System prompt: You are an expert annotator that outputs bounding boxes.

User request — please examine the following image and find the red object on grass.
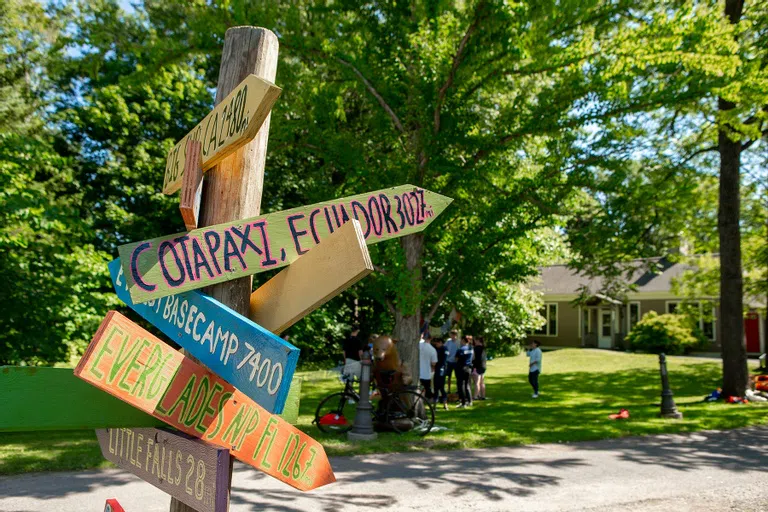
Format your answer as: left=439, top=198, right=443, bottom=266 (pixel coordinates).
left=104, top=499, right=126, bottom=512
left=319, top=413, right=348, bottom=426
left=608, top=408, right=630, bottom=420
left=754, top=375, right=768, bottom=392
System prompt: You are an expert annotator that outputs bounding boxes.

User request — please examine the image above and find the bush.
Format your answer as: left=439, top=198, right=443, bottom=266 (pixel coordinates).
left=626, top=311, right=708, bottom=355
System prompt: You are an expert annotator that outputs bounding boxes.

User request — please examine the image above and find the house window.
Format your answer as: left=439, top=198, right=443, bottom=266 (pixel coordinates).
left=534, top=303, right=558, bottom=337
left=627, top=302, right=641, bottom=332
left=666, top=301, right=716, bottom=341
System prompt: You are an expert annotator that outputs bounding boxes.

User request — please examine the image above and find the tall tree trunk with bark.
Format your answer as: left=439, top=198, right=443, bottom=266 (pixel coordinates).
left=718, top=0, right=748, bottom=398
left=393, top=233, right=424, bottom=384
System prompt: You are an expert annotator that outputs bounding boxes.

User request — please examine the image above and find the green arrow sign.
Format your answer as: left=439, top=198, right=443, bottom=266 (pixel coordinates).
left=118, top=185, right=452, bottom=304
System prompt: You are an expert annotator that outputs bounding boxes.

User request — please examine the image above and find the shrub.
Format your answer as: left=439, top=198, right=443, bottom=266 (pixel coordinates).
left=626, top=311, right=708, bottom=355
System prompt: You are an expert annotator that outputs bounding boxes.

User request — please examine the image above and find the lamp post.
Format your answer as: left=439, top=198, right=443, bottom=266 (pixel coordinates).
left=348, top=350, right=377, bottom=441
left=659, top=353, right=683, bottom=419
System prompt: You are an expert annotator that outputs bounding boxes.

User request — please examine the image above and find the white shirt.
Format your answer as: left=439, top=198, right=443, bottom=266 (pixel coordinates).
left=419, top=341, right=438, bottom=380
left=528, top=347, right=542, bottom=373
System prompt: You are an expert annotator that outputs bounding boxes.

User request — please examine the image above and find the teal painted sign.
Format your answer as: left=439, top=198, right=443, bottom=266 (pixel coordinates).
left=108, top=259, right=298, bottom=414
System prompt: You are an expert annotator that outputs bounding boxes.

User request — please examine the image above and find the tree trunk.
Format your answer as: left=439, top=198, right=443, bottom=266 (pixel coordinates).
left=393, top=233, right=424, bottom=384
left=718, top=0, right=748, bottom=398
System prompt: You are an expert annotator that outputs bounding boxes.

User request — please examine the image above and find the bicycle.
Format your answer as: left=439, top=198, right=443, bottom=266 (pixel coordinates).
left=313, top=373, right=435, bottom=436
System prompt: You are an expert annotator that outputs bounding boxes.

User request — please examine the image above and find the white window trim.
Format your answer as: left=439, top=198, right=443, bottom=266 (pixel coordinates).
left=665, top=300, right=717, bottom=341
left=535, top=303, right=559, bottom=337
left=626, top=301, right=641, bottom=333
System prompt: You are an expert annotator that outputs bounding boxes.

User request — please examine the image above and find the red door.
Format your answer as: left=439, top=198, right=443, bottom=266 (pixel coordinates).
left=744, top=313, right=760, bottom=353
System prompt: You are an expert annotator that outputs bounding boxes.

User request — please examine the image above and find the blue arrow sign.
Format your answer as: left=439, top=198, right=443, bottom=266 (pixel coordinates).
left=108, top=259, right=299, bottom=414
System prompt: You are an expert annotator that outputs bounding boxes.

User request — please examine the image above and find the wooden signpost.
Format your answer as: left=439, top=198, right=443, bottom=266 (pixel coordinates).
left=75, top=311, right=335, bottom=491
left=162, top=75, right=281, bottom=195
left=96, top=427, right=230, bottom=512
left=108, top=259, right=299, bottom=414
left=0, top=367, right=302, bottom=431
left=249, top=219, right=373, bottom=334
left=119, top=184, right=452, bottom=304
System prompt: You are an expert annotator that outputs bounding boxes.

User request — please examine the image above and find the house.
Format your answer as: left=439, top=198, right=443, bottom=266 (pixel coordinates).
left=528, top=257, right=765, bottom=355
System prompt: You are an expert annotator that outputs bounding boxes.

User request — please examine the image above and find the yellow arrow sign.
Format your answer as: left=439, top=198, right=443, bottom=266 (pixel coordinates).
left=162, top=74, right=281, bottom=195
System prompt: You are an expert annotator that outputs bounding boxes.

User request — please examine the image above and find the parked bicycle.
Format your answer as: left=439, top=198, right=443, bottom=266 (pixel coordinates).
left=313, top=374, right=435, bottom=436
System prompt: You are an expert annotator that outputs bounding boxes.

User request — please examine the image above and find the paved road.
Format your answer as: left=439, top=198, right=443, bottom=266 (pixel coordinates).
left=1, top=426, right=767, bottom=512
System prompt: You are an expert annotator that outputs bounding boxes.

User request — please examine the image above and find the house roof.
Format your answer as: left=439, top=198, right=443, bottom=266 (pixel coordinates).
left=534, top=257, right=697, bottom=297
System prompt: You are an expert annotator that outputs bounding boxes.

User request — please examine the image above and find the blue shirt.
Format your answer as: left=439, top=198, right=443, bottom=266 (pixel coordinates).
left=445, top=338, right=459, bottom=363
left=456, top=344, right=473, bottom=368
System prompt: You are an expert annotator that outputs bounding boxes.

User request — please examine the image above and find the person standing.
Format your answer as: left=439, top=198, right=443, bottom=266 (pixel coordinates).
left=455, top=335, right=474, bottom=408
left=473, top=336, right=487, bottom=400
left=444, top=330, right=460, bottom=394
left=527, top=340, right=542, bottom=398
left=432, top=337, right=449, bottom=409
left=341, top=326, right=364, bottom=380
left=419, top=333, right=437, bottom=400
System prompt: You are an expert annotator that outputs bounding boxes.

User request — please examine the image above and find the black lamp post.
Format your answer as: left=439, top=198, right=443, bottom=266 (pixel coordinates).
left=348, top=350, right=377, bottom=441
left=659, top=353, right=683, bottom=419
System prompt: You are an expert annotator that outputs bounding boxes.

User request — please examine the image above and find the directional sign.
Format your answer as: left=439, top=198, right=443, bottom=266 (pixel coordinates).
left=0, top=366, right=303, bottom=432
left=108, top=259, right=298, bottom=415
left=162, top=74, right=282, bottom=195
left=96, top=427, right=230, bottom=512
left=249, top=219, right=373, bottom=334
left=179, top=139, right=204, bottom=231
left=75, top=311, right=335, bottom=491
left=119, top=185, right=452, bottom=303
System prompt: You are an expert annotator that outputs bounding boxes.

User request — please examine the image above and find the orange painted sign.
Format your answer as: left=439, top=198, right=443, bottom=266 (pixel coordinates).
left=75, top=311, right=335, bottom=491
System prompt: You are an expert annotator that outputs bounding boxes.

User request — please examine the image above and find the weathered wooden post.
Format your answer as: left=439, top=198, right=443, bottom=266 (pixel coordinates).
left=170, top=26, right=278, bottom=512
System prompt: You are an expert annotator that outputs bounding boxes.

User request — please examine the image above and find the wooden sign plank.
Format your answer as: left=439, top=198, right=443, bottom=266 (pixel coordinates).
left=75, top=311, right=335, bottom=491
left=162, top=74, right=281, bottom=195
left=108, top=259, right=298, bottom=415
left=105, top=499, right=126, bottom=512
left=96, top=427, right=229, bottom=512
left=0, top=366, right=302, bottom=432
left=249, top=219, right=373, bottom=334
left=179, top=139, right=204, bottom=231
left=119, top=184, right=452, bottom=304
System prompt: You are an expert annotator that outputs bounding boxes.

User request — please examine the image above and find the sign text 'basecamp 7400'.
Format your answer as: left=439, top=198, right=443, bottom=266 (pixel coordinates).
left=108, top=259, right=298, bottom=414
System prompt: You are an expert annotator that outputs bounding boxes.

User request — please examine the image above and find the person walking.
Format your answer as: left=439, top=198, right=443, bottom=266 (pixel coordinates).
left=527, top=340, right=542, bottom=398
left=432, top=337, right=449, bottom=409
left=455, top=335, right=474, bottom=408
left=419, top=333, right=437, bottom=400
left=444, top=330, right=460, bottom=394
left=473, top=336, right=487, bottom=400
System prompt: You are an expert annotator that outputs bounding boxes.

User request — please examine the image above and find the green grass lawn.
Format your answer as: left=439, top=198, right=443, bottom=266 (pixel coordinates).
left=2, top=349, right=766, bottom=475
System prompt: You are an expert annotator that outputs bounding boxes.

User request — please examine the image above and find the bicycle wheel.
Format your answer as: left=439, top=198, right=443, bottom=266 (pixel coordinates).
left=386, top=390, right=435, bottom=436
left=314, top=392, right=358, bottom=434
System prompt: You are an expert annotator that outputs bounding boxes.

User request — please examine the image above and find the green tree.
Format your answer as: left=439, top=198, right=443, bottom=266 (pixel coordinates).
left=0, top=0, right=113, bottom=364
left=55, top=0, right=749, bottom=377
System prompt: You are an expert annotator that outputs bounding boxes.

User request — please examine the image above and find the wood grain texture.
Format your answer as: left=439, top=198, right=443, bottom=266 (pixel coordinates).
left=108, top=259, right=299, bottom=414
left=96, top=427, right=230, bottom=512
left=0, top=366, right=162, bottom=431
left=179, top=140, right=203, bottom=231
left=249, top=219, right=373, bottom=334
left=0, top=366, right=302, bottom=432
left=172, top=27, right=281, bottom=512
left=162, top=74, right=281, bottom=195
left=119, top=185, right=452, bottom=304
left=75, top=311, right=335, bottom=491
